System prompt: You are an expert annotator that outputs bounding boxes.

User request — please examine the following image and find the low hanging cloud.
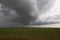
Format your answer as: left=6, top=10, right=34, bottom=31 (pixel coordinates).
left=0, top=0, right=60, bottom=27
left=0, top=0, right=40, bottom=27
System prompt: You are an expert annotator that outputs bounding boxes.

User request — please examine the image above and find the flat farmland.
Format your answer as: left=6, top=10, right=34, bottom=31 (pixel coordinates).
left=0, top=28, right=60, bottom=40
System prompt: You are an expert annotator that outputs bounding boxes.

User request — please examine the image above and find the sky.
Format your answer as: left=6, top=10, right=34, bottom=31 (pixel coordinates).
left=37, top=0, right=60, bottom=24
left=0, top=0, right=60, bottom=27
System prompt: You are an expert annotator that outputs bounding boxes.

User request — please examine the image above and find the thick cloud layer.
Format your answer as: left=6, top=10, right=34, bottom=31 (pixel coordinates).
left=0, top=0, right=60, bottom=27
left=0, top=0, right=40, bottom=27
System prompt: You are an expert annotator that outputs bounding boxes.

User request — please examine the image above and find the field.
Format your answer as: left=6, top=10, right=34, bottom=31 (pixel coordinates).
left=0, top=28, right=60, bottom=40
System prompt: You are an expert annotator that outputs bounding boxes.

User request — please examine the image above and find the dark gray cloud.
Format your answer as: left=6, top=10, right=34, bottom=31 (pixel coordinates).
left=0, top=0, right=58, bottom=27
left=0, top=0, right=39, bottom=27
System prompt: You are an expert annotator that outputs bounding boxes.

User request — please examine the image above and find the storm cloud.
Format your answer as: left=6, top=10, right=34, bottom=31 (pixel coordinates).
left=0, top=0, right=40, bottom=27
left=0, top=0, right=59, bottom=27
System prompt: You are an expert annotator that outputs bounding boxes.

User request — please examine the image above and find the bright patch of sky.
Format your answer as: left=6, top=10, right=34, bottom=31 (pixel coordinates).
left=38, top=0, right=60, bottom=23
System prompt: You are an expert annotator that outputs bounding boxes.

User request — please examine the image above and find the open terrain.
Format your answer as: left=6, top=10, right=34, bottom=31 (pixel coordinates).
left=0, top=28, right=60, bottom=40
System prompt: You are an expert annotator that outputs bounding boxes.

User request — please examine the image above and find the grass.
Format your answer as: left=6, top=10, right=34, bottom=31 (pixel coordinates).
left=0, top=28, right=60, bottom=40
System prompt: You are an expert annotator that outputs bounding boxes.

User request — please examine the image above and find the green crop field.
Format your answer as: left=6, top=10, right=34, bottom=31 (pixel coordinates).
left=0, top=28, right=60, bottom=40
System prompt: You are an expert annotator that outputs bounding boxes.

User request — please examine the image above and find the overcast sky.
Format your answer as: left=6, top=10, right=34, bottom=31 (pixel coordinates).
left=37, top=0, right=55, bottom=13
left=37, top=0, right=60, bottom=23
left=0, top=0, right=60, bottom=27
